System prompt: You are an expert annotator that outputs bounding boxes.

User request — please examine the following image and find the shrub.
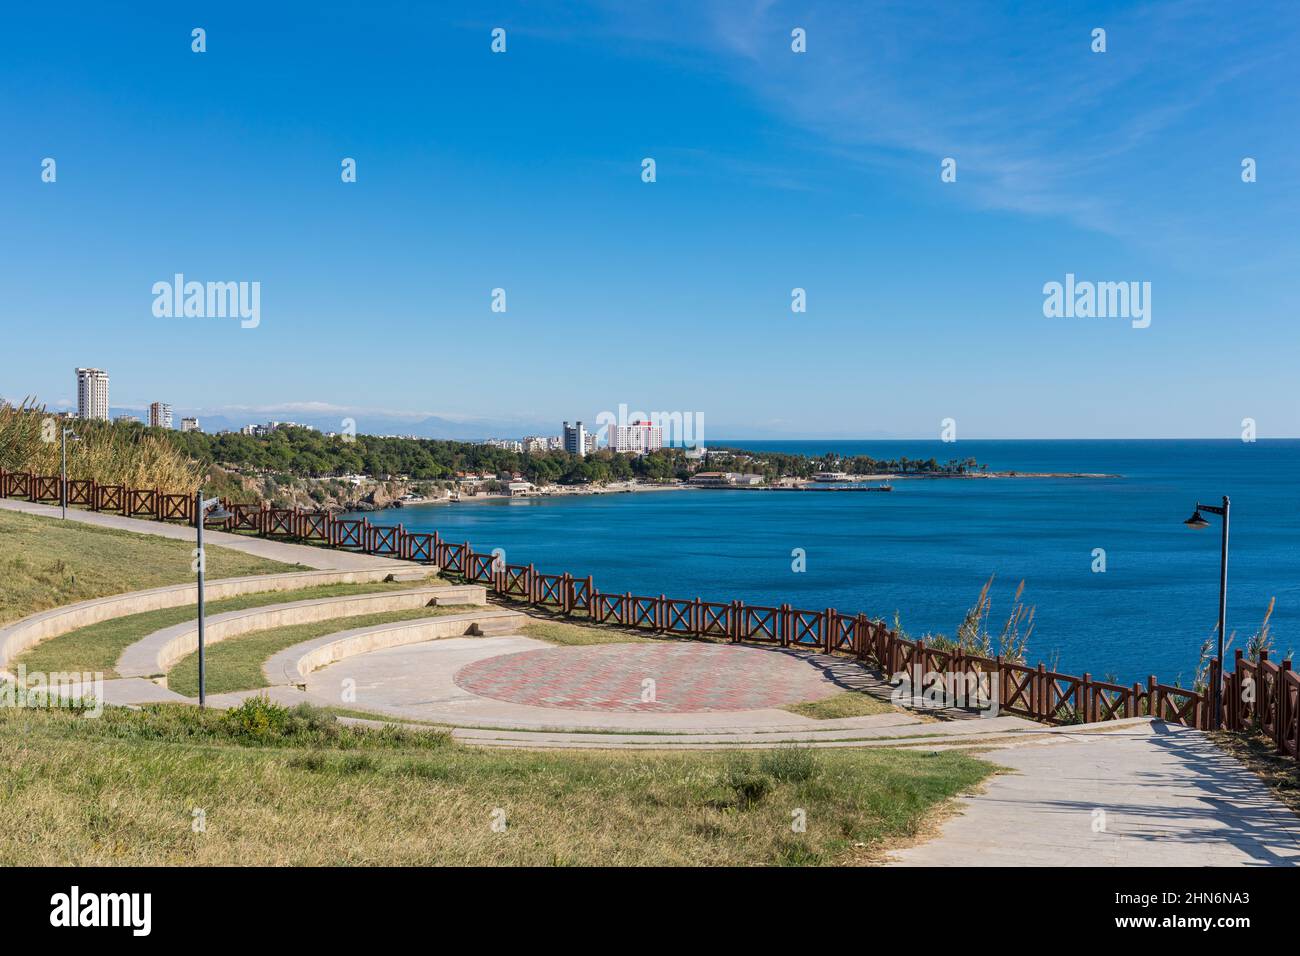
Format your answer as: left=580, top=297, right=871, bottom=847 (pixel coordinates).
left=759, top=746, right=818, bottom=783
left=723, top=756, right=773, bottom=808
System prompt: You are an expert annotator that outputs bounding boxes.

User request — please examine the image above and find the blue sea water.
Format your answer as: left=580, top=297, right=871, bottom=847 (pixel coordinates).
left=350, top=440, right=1300, bottom=684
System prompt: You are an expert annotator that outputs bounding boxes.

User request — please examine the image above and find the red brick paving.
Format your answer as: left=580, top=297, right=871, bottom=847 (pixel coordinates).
left=452, top=642, right=843, bottom=713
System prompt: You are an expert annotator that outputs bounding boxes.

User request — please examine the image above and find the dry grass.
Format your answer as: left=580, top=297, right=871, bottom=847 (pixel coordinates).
left=519, top=618, right=656, bottom=646
left=0, top=703, right=995, bottom=866
left=0, top=509, right=299, bottom=626
left=783, top=691, right=896, bottom=720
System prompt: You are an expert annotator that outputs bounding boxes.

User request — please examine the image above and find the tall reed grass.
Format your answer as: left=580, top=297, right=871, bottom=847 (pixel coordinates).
left=0, top=397, right=203, bottom=492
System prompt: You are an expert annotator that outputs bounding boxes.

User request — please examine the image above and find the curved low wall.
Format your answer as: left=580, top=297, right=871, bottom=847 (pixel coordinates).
left=262, top=609, right=528, bottom=687
left=116, top=584, right=487, bottom=679
left=0, top=567, right=433, bottom=668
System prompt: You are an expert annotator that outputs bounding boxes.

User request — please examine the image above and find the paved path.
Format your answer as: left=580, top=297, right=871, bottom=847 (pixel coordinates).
left=0, top=498, right=409, bottom=570
left=297, top=634, right=951, bottom=733
left=454, top=642, right=845, bottom=713
left=888, top=721, right=1300, bottom=867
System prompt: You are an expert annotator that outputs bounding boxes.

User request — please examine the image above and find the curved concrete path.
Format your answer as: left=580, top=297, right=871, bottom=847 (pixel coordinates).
left=0, top=498, right=412, bottom=570
left=887, top=720, right=1300, bottom=867
left=293, top=632, right=1014, bottom=735
left=0, top=567, right=434, bottom=668
left=116, top=584, right=486, bottom=678
left=263, top=609, right=527, bottom=687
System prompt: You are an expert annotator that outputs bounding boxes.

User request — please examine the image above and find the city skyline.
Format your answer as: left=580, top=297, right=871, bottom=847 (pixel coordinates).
left=3, top=2, right=1298, bottom=438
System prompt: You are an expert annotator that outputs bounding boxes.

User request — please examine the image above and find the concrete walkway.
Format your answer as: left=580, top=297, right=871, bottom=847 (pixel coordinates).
left=0, top=498, right=409, bottom=570
left=888, top=720, right=1300, bottom=867
left=115, top=585, right=481, bottom=678
left=295, top=634, right=963, bottom=733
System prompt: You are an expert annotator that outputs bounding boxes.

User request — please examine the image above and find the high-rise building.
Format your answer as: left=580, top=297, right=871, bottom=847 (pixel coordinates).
left=148, top=402, right=173, bottom=429
left=562, top=421, right=587, bottom=457
left=609, top=420, right=663, bottom=456
left=75, top=367, right=110, bottom=421
left=180, top=417, right=200, bottom=433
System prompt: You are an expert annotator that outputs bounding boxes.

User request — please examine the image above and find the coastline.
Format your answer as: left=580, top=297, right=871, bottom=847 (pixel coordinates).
left=384, top=471, right=1120, bottom=511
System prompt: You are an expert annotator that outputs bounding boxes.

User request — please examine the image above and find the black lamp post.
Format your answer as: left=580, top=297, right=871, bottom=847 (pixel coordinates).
left=1184, top=495, right=1230, bottom=728
left=195, top=490, right=233, bottom=708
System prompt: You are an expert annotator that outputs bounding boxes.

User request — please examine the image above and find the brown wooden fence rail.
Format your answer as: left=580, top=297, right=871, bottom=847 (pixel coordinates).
left=2, top=466, right=1296, bottom=760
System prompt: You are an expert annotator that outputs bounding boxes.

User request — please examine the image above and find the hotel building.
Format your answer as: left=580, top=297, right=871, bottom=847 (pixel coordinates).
left=608, top=420, right=663, bottom=456
left=75, top=367, right=110, bottom=421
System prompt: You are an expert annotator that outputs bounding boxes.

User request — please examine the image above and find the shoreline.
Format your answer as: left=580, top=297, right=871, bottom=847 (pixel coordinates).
left=376, top=471, right=1120, bottom=512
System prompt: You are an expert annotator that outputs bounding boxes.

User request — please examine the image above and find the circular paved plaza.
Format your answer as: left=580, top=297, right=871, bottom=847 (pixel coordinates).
left=452, top=642, right=841, bottom=713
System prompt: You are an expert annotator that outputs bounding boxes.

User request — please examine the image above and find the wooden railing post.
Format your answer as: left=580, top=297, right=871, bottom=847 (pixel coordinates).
left=1147, top=675, right=1158, bottom=720
left=1277, top=659, right=1292, bottom=755
left=915, top=638, right=927, bottom=710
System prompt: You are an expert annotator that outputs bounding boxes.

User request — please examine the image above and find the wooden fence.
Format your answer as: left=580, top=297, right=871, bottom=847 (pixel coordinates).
left=2, top=466, right=1296, bottom=759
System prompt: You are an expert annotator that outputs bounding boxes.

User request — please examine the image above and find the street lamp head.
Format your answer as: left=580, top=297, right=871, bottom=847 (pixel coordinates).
left=1184, top=510, right=1210, bottom=529
left=63, top=428, right=79, bottom=441
left=205, top=503, right=233, bottom=521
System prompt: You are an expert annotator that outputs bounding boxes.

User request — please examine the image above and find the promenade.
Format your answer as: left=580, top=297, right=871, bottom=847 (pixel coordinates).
left=4, top=495, right=1298, bottom=867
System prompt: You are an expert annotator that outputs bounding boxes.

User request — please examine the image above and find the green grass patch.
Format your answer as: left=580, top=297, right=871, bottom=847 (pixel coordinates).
left=0, top=703, right=994, bottom=865
left=520, top=618, right=656, bottom=646
left=0, top=509, right=301, bottom=625
left=166, top=605, right=480, bottom=698
left=17, top=579, right=435, bottom=678
left=783, top=691, right=896, bottom=720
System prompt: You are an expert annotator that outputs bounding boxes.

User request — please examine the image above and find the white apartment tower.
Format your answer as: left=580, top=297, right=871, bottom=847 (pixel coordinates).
left=149, top=402, right=173, bottom=429
left=562, top=421, right=587, bottom=457
left=75, top=368, right=110, bottom=421
left=609, top=420, right=663, bottom=456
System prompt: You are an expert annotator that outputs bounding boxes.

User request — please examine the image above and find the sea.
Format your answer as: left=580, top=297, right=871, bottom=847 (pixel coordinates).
left=346, top=440, right=1300, bottom=684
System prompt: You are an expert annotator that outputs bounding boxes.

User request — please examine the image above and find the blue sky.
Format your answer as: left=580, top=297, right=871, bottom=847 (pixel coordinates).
left=2, top=1, right=1297, bottom=438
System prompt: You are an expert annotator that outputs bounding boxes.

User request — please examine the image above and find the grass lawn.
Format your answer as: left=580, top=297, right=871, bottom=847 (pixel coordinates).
left=0, top=700, right=995, bottom=865
left=519, top=617, right=656, bottom=646
left=783, top=691, right=897, bottom=720
left=166, top=605, right=481, bottom=697
left=0, top=509, right=302, bottom=625
left=17, top=580, right=435, bottom=678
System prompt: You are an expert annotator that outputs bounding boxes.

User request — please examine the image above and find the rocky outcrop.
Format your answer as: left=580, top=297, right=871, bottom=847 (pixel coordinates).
left=220, top=470, right=446, bottom=513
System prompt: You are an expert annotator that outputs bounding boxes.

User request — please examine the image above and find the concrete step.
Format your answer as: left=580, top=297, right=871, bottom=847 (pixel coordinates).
left=430, top=585, right=487, bottom=606
left=117, top=585, right=486, bottom=678
left=469, top=616, right=526, bottom=636
left=263, top=609, right=530, bottom=687
left=385, top=568, right=437, bottom=583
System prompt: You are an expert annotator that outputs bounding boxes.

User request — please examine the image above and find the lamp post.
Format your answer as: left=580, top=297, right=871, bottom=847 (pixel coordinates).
left=1184, top=495, right=1230, bottom=728
left=60, top=427, right=78, bottom=519
left=195, top=490, right=233, bottom=708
